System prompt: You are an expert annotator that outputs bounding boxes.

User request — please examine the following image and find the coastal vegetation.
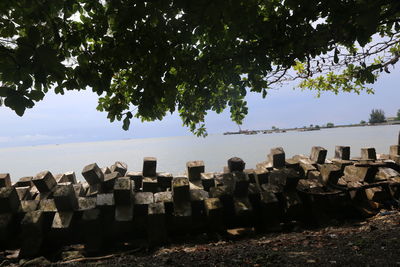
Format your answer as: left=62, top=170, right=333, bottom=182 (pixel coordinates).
left=0, top=1, right=399, bottom=136
left=369, top=109, right=386, bottom=123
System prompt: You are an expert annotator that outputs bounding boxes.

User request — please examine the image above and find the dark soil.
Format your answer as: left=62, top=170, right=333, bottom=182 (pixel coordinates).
left=2, top=210, right=400, bottom=266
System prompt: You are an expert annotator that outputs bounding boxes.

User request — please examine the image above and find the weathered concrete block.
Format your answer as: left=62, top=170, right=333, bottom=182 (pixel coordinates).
left=143, top=157, right=157, bottom=177
left=142, top=177, right=158, bottom=193
left=126, top=171, right=143, bottom=191
left=335, top=146, right=350, bottom=160
left=307, top=170, right=321, bottom=180
left=110, top=161, right=128, bottom=177
left=147, top=202, right=167, bottom=246
left=86, top=183, right=101, bottom=196
left=15, top=186, right=32, bottom=200
left=82, top=163, right=104, bottom=185
left=61, top=171, right=77, bottom=184
left=101, top=167, right=111, bottom=175
left=33, top=171, right=57, bottom=193
left=319, top=164, right=342, bottom=185
left=172, top=176, right=190, bottom=204
left=52, top=211, right=74, bottom=229
left=115, top=205, right=133, bottom=222
left=16, top=176, right=34, bottom=187
left=310, top=146, right=327, bottom=164
left=331, top=159, right=354, bottom=171
left=39, top=199, right=57, bottom=212
left=390, top=145, right=400, bottom=158
left=283, top=191, right=303, bottom=220
left=200, top=172, right=216, bottom=192
left=285, top=159, right=300, bottom=170
left=73, top=183, right=86, bottom=197
left=255, top=169, right=269, bottom=187
left=0, top=213, right=14, bottom=248
left=204, top=198, right=223, bottom=232
left=0, top=173, right=11, bottom=188
left=190, top=189, right=208, bottom=216
left=376, top=167, right=400, bottom=181
left=19, top=210, right=45, bottom=258
left=81, top=208, right=103, bottom=253
left=186, top=161, right=205, bottom=182
left=228, top=157, right=246, bottom=172
left=53, top=183, right=78, bottom=211
left=114, top=177, right=132, bottom=205
left=133, top=192, right=154, bottom=215
left=0, top=187, right=20, bottom=213
left=78, top=197, right=97, bottom=211
left=269, top=169, right=299, bottom=191
left=365, top=186, right=392, bottom=202
left=269, top=147, right=285, bottom=168
left=19, top=200, right=39, bottom=213
left=361, top=147, right=377, bottom=160
left=96, top=193, right=115, bottom=207
left=154, top=191, right=174, bottom=215
left=259, top=191, right=281, bottom=231
left=103, top=171, right=121, bottom=192
left=344, top=165, right=377, bottom=183
left=232, top=171, right=250, bottom=197
left=244, top=169, right=257, bottom=183
left=299, top=159, right=317, bottom=177
left=157, top=172, right=173, bottom=190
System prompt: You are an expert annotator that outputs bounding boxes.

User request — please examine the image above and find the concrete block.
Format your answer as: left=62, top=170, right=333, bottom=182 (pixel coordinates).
left=285, top=159, right=300, bottom=170
left=390, top=145, right=400, bottom=159
left=62, top=171, right=77, bottom=184
left=204, top=198, right=224, bottom=232
left=15, top=186, right=32, bottom=200
left=19, top=210, right=45, bottom=258
left=0, top=173, right=11, bottom=188
left=190, top=189, right=208, bottom=216
left=86, top=183, right=101, bottom=196
left=19, top=200, right=39, bottom=213
left=142, top=177, right=158, bottom=193
left=0, top=187, right=20, bottom=213
left=269, top=147, right=285, bottom=168
left=299, top=159, right=317, bottom=177
left=172, top=176, right=190, bottom=204
left=16, top=176, right=34, bottom=187
left=53, top=183, right=78, bottom=211
left=73, top=183, right=86, bottom=197
left=244, top=169, right=256, bottom=183
left=115, top=205, right=133, bottom=221
left=39, top=199, right=57, bottom=212
left=110, top=161, right=128, bottom=177
left=376, top=167, right=399, bottom=181
left=361, top=147, right=377, bottom=160
left=33, top=171, right=57, bottom=193
left=331, top=159, right=354, bottom=171
left=78, top=197, right=97, bottom=211
left=283, top=191, right=303, bottom=220
left=255, top=169, right=269, bottom=187
left=52, top=211, right=74, bottom=229
left=143, top=157, right=157, bottom=177
left=201, top=172, right=216, bottom=191
left=81, top=208, right=103, bottom=253
left=126, top=171, right=143, bottom=191
left=319, top=164, right=342, bottom=185
left=147, top=202, right=167, bottom=246
left=154, top=191, right=174, bottom=215
left=365, top=186, right=392, bottom=202
left=228, top=157, right=246, bottom=172
left=310, top=146, right=327, bottom=164
left=335, top=146, right=350, bottom=160
left=103, top=171, right=121, bottom=192
left=0, top=213, right=14, bottom=248
left=114, top=177, right=132, bottom=205
left=344, top=165, right=377, bottom=183
left=234, top=197, right=254, bottom=227
left=269, top=169, right=299, bottom=191
left=232, top=171, right=249, bottom=197
left=101, top=167, right=111, bottom=175
left=96, top=193, right=115, bottom=206
left=186, top=161, right=205, bottom=182
left=82, top=163, right=104, bottom=185
left=157, top=172, right=173, bottom=190
left=133, top=192, right=154, bottom=215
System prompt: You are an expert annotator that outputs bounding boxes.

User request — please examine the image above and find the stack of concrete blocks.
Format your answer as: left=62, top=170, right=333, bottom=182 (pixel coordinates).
left=1, top=137, right=400, bottom=259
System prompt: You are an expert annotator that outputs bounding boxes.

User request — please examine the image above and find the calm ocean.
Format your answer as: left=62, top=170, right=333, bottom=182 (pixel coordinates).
left=1, top=125, right=399, bottom=182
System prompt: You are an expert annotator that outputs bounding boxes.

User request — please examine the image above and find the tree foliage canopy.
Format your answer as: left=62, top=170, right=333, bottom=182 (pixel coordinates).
left=0, top=1, right=399, bottom=135
left=369, top=108, right=386, bottom=123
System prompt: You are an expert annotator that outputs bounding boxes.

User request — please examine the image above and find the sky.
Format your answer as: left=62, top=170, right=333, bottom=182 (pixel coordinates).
left=0, top=67, right=399, bottom=148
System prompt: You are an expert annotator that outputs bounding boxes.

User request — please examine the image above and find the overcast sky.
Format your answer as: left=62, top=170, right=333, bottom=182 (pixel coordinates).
left=0, top=67, right=399, bottom=148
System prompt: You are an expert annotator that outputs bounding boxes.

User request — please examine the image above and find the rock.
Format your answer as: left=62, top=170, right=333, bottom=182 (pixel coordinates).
left=110, top=161, right=128, bottom=177
left=143, top=157, right=157, bottom=177
left=335, top=146, right=350, bottom=160
left=186, top=161, right=205, bottom=182
left=0, top=174, right=11, bottom=188
left=81, top=163, right=104, bottom=185
left=32, top=171, right=57, bottom=193
left=361, top=147, right=377, bottom=160
left=310, top=146, right=327, bottom=164
left=228, top=157, right=246, bottom=172
left=268, top=147, right=286, bottom=168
